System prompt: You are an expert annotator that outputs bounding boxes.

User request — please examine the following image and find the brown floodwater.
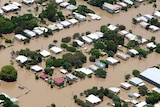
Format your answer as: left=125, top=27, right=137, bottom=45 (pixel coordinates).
left=1, top=0, right=160, bottom=107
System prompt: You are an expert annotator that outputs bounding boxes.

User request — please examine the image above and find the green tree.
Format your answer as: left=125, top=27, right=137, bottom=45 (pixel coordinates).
left=127, top=40, right=138, bottom=48
left=138, top=85, right=148, bottom=96
left=68, top=0, right=76, bottom=5
left=94, top=41, right=105, bottom=50
left=0, top=65, right=18, bottom=82
left=132, top=69, right=140, bottom=77
left=100, top=25, right=108, bottom=33
left=44, top=67, right=53, bottom=76
left=137, top=48, right=148, bottom=58
left=94, top=69, right=107, bottom=78
left=90, top=48, right=102, bottom=58
left=156, top=44, right=160, bottom=53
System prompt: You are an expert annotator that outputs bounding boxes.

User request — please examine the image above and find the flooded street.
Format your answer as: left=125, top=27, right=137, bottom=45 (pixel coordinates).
left=0, top=0, right=160, bottom=107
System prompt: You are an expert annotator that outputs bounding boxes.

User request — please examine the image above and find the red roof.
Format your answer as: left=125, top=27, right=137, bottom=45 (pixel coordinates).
left=40, top=73, right=48, bottom=79
left=54, top=77, right=64, bottom=84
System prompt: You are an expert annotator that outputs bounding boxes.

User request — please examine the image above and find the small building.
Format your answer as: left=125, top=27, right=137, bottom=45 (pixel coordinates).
left=50, top=46, right=63, bottom=54
left=123, top=0, right=133, bottom=5
left=14, top=34, right=27, bottom=41
left=66, top=4, right=77, bottom=11
left=87, top=13, right=101, bottom=20
left=136, top=0, right=145, bottom=2
left=154, top=11, right=160, bottom=18
left=140, top=67, right=160, bottom=88
left=120, top=82, right=132, bottom=90
left=56, top=23, right=64, bottom=30
left=53, top=77, right=64, bottom=86
left=135, top=101, right=147, bottom=107
left=95, top=61, right=106, bottom=69
left=59, top=2, right=70, bottom=8
left=108, top=24, right=118, bottom=31
left=59, top=69, right=68, bottom=74
left=106, top=57, right=119, bottom=65
left=102, top=2, right=121, bottom=14
left=85, top=94, right=101, bottom=104
left=31, top=65, right=43, bottom=72
left=10, top=98, right=19, bottom=105
left=139, top=21, right=150, bottom=28
left=129, top=77, right=143, bottom=86
left=116, top=52, right=130, bottom=60
left=22, top=0, right=34, bottom=4
left=146, top=42, right=156, bottom=49
left=87, top=33, right=100, bottom=40
left=75, top=68, right=93, bottom=75
left=73, top=12, right=86, bottom=21
left=60, top=20, right=71, bottom=27
left=33, top=28, right=43, bottom=35
left=116, top=2, right=127, bottom=7
left=149, top=25, right=159, bottom=32
left=127, top=49, right=139, bottom=57
left=108, top=87, right=120, bottom=94
left=133, top=93, right=140, bottom=98
left=40, top=73, right=48, bottom=80
left=66, top=73, right=78, bottom=81
left=152, top=87, right=160, bottom=94
left=118, top=30, right=129, bottom=35
left=48, top=24, right=58, bottom=31
left=82, top=36, right=93, bottom=44
left=2, top=4, right=19, bottom=12
left=68, top=19, right=78, bottom=25
left=55, top=0, right=63, bottom=4
left=125, top=33, right=137, bottom=40
left=23, top=29, right=36, bottom=38
left=88, top=65, right=99, bottom=71
left=16, top=55, right=28, bottom=64
left=131, top=99, right=139, bottom=105
left=40, top=50, right=51, bottom=57
left=143, top=14, right=154, bottom=21
left=74, top=40, right=84, bottom=47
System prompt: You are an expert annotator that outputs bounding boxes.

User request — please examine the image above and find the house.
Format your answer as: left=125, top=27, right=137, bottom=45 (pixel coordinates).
left=102, top=2, right=121, bottom=14
left=108, top=24, right=118, bottom=31
left=120, top=82, right=132, bottom=90
left=93, top=31, right=104, bottom=38
left=60, top=20, right=71, bottom=27
left=87, top=13, right=101, bottom=20
left=50, top=46, right=63, bottom=54
left=2, top=4, right=19, bottom=12
left=154, top=11, right=160, bottom=18
left=23, top=29, right=36, bottom=37
left=125, top=33, right=137, bottom=40
left=87, top=33, right=100, bottom=40
left=116, top=52, right=130, bottom=60
left=88, top=65, right=99, bottom=71
left=140, top=67, right=160, bottom=88
left=82, top=36, right=93, bottom=44
left=22, top=0, right=34, bottom=4
left=68, top=19, right=78, bottom=25
left=123, top=0, right=133, bottom=5
left=40, top=50, right=51, bottom=57
left=106, top=57, right=119, bottom=65
left=40, top=73, right=48, bottom=80
left=14, top=34, right=27, bottom=41
left=31, top=65, right=43, bottom=72
left=135, top=101, right=147, bottom=107
left=85, top=94, right=101, bottom=104
left=146, top=42, right=156, bottom=49
left=53, top=77, right=64, bottom=86
left=149, top=25, right=159, bottom=32
left=127, top=49, right=139, bottom=57
left=73, top=12, right=86, bottom=21
left=95, top=61, right=106, bottom=69
left=75, top=68, right=93, bottom=75
left=129, top=77, right=143, bottom=86
left=66, top=73, right=78, bottom=81
left=59, top=69, right=68, bottom=74
left=16, top=55, right=28, bottom=64
left=74, top=40, right=84, bottom=47
left=108, top=87, right=120, bottom=94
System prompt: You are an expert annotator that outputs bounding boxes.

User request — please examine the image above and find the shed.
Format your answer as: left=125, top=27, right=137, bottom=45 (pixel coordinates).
left=53, top=77, right=64, bottom=86
left=135, top=101, right=147, bottom=107
left=73, top=12, right=86, bottom=21
left=16, top=55, right=28, bottom=63
left=146, top=42, right=156, bottom=49
left=14, top=34, right=27, bottom=41
left=86, top=94, right=101, bottom=104
left=31, top=65, right=43, bottom=72
left=74, top=40, right=84, bottom=47
left=108, top=87, right=120, bottom=94
left=75, top=68, right=93, bottom=75
left=106, top=57, right=119, bottom=65
left=24, top=29, right=36, bottom=37
left=66, top=73, right=78, bottom=81
left=129, top=77, right=143, bottom=86
left=68, top=19, right=78, bottom=25
left=95, top=61, right=106, bottom=68
left=88, top=64, right=99, bottom=71
left=59, top=69, right=68, bottom=74
left=48, top=24, right=58, bottom=31
left=120, top=82, right=131, bottom=90
left=108, top=24, right=118, bottom=31
left=50, top=46, right=63, bottom=54
left=82, top=36, right=93, bottom=44
left=40, top=50, right=51, bottom=57
left=116, top=52, right=130, bottom=60
left=131, top=99, right=139, bottom=105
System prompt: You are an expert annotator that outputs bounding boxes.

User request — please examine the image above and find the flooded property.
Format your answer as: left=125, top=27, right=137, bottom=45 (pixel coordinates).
left=0, top=0, right=160, bottom=107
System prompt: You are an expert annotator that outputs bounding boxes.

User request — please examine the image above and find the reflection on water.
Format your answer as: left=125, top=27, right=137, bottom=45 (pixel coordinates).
left=0, top=0, right=160, bottom=107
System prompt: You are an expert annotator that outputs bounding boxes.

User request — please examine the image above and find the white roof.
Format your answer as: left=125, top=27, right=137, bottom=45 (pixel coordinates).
left=66, top=73, right=78, bottom=80
left=2, top=4, right=19, bottom=12
left=60, top=21, right=71, bottom=27
left=133, top=93, right=140, bottom=98
left=106, top=57, right=119, bottom=64
left=68, top=19, right=78, bottom=24
left=123, top=0, right=133, bottom=5
left=135, top=101, right=147, bottom=107
left=108, top=24, right=118, bottom=31
left=55, top=0, right=63, bottom=4
left=0, top=9, right=4, bottom=15
left=73, top=12, right=86, bottom=21
left=86, top=94, right=101, bottom=104
left=31, top=65, right=43, bottom=72
left=149, top=25, right=159, bottom=32
left=11, top=98, right=19, bottom=104
left=22, top=0, right=34, bottom=4
left=93, top=31, right=104, bottom=38
left=125, top=33, right=137, bottom=40
left=66, top=4, right=77, bottom=10
left=40, top=50, right=51, bottom=57
left=50, top=46, right=63, bottom=54
left=76, top=68, right=93, bottom=75
left=16, top=55, right=28, bottom=63
left=56, top=23, right=64, bottom=30
left=24, top=29, right=36, bottom=37
left=59, top=69, right=68, bottom=74
left=74, top=40, right=84, bottom=46
left=155, top=103, right=160, bottom=107
left=139, top=21, right=149, bottom=28
left=116, top=2, right=127, bottom=7
left=88, top=64, right=99, bottom=71
left=108, top=87, right=120, bottom=94
left=35, top=27, right=48, bottom=32
left=146, top=42, right=156, bottom=48
left=129, top=77, right=143, bottom=86
left=144, top=14, right=154, bottom=20
left=82, top=36, right=93, bottom=44
left=128, top=49, right=139, bottom=55
left=87, top=33, right=100, bottom=40
left=121, top=82, right=131, bottom=88
left=118, top=30, right=129, bottom=35
left=154, top=11, right=160, bottom=18
left=12, top=2, right=22, bottom=7
left=131, top=99, right=139, bottom=104
left=152, top=87, right=160, bottom=94
left=33, top=29, right=43, bottom=35
left=116, top=52, right=130, bottom=60
left=87, top=13, right=101, bottom=20
left=48, top=24, right=58, bottom=31
left=59, top=2, right=70, bottom=7
left=14, top=34, right=27, bottom=41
